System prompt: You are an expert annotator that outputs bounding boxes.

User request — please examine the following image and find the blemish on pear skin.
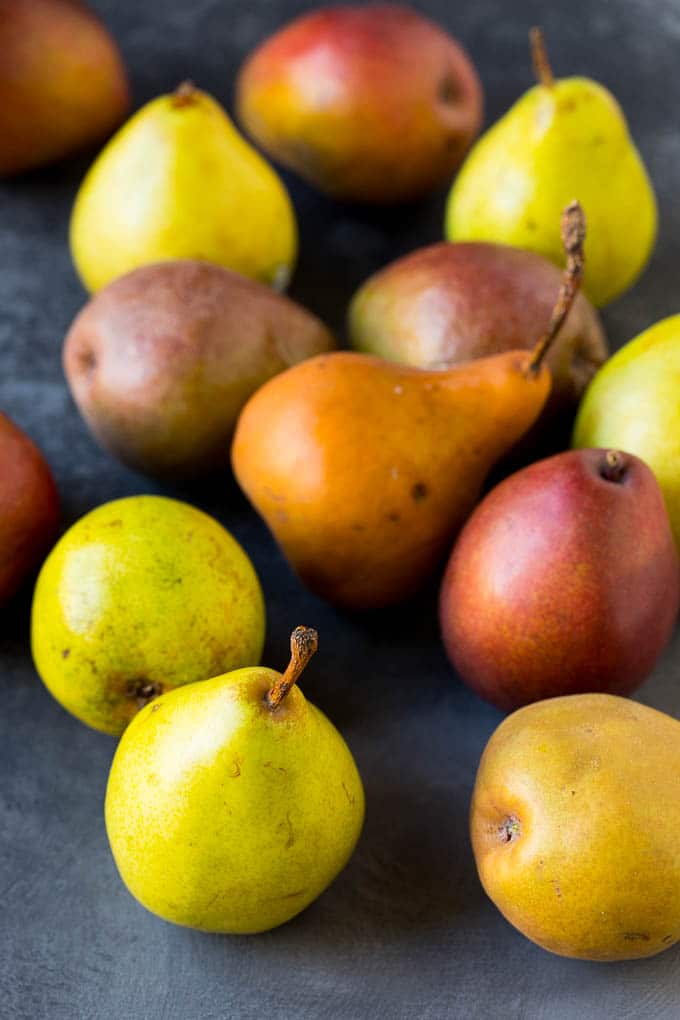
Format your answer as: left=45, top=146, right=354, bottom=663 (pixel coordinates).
left=278, top=813, right=295, bottom=848
left=61, top=648, right=71, bottom=659
left=342, top=782, right=356, bottom=806
left=411, top=482, right=428, bottom=502
left=623, top=932, right=651, bottom=942
left=229, top=758, right=242, bottom=778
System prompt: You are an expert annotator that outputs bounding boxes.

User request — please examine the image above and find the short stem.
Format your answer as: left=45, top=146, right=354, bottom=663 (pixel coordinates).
left=530, top=27, right=554, bottom=88
left=172, top=81, right=197, bottom=108
left=600, top=450, right=627, bottom=483
left=266, top=627, right=318, bottom=709
left=527, top=200, right=586, bottom=375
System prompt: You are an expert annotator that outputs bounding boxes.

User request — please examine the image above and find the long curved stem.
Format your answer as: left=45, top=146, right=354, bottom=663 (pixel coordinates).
left=527, top=201, right=587, bottom=375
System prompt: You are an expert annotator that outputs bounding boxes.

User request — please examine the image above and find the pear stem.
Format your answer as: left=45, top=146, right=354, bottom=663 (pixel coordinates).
left=266, top=627, right=318, bottom=709
left=527, top=200, right=586, bottom=375
left=530, top=27, right=555, bottom=88
left=600, top=450, right=627, bottom=483
left=172, top=81, right=197, bottom=108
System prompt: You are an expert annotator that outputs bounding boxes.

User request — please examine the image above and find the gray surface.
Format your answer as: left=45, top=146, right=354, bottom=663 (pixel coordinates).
left=2, top=1, right=680, bottom=1017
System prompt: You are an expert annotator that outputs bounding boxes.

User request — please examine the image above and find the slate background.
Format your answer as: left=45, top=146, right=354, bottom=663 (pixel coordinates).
left=2, top=1, right=680, bottom=1017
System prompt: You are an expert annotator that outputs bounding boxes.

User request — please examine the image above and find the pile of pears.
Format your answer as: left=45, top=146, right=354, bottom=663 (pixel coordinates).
left=4, top=0, right=680, bottom=964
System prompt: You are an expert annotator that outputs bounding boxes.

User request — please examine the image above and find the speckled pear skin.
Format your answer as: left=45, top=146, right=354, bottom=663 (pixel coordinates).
left=105, top=665, right=364, bottom=933
left=446, top=77, right=656, bottom=307
left=471, top=694, right=680, bottom=961
left=70, top=84, right=297, bottom=293
left=63, top=260, right=335, bottom=479
left=440, top=449, right=679, bottom=710
left=573, top=314, right=680, bottom=551
left=232, top=350, right=551, bottom=610
left=31, top=495, right=265, bottom=736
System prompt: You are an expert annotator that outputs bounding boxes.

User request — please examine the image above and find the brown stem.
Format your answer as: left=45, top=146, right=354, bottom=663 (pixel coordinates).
left=527, top=200, right=587, bottom=375
left=172, top=81, right=197, bottom=107
left=266, top=626, right=318, bottom=709
left=530, top=27, right=554, bottom=88
left=599, top=450, right=627, bottom=483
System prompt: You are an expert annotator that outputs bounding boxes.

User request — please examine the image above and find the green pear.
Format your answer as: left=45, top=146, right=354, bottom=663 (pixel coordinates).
left=31, top=495, right=265, bottom=735
left=70, top=82, right=297, bottom=293
left=573, top=313, right=680, bottom=549
left=471, top=694, right=680, bottom=960
left=445, top=29, right=656, bottom=306
left=105, top=627, right=364, bottom=934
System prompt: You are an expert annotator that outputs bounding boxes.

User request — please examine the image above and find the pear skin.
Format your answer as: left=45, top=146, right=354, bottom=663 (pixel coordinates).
left=105, top=628, right=364, bottom=933
left=0, top=0, right=130, bottom=176
left=31, top=496, right=265, bottom=735
left=349, top=241, right=607, bottom=417
left=236, top=4, right=482, bottom=203
left=573, top=314, right=680, bottom=551
left=63, top=260, right=335, bottom=478
left=232, top=349, right=551, bottom=609
left=471, top=694, right=680, bottom=960
left=445, top=32, right=656, bottom=307
left=0, top=413, right=59, bottom=605
left=70, top=83, right=297, bottom=293
left=440, top=449, right=679, bottom=710
left=233, top=203, right=585, bottom=609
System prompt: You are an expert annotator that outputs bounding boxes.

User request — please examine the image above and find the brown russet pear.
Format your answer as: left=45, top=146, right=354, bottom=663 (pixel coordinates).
left=0, top=0, right=130, bottom=177
left=471, top=694, right=680, bottom=960
left=63, top=260, right=334, bottom=478
left=440, top=449, right=679, bottom=710
left=233, top=203, right=586, bottom=609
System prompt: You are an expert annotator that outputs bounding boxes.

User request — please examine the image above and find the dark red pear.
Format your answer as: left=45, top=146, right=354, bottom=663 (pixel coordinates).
left=440, top=448, right=679, bottom=710
left=0, top=413, right=59, bottom=605
left=349, top=241, right=607, bottom=426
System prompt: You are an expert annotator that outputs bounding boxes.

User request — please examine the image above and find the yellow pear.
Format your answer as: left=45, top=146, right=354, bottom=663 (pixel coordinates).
left=70, top=82, right=297, bottom=293
left=105, top=627, right=364, bottom=933
left=31, top=495, right=265, bottom=735
left=471, top=694, right=680, bottom=960
left=445, top=30, right=656, bottom=306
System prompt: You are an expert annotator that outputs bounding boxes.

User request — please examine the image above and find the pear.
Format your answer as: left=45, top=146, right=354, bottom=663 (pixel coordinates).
left=349, top=241, right=607, bottom=422
left=31, top=495, right=265, bottom=735
left=105, top=627, right=364, bottom=934
left=471, top=694, right=680, bottom=960
left=63, top=260, right=335, bottom=478
left=440, top=449, right=679, bottom=710
left=445, top=29, right=656, bottom=307
left=70, top=82, right=297, bottom=294
left=0, top=0, right=130, bottom=176
left=232, top=203, right=586, bottom=609
left=236, top=4, right=482, bottom=203
left=573, top=314, right=680, bottom=551
left=0, top=413, right=59, bottom=605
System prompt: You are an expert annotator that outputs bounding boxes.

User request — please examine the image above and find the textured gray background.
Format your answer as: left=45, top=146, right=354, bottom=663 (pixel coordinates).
left=2, top=1, right=680, bottom=1017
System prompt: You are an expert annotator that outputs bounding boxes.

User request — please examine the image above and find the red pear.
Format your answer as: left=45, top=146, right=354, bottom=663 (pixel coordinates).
left=0, top=414, right=59, bottom=605
left=0, top=0, right=130, bottom=176
left=236, top=4, right=483, bottom=203
left=440, top=449, right=679, bottom=710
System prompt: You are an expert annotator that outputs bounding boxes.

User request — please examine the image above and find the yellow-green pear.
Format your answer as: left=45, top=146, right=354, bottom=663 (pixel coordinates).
left=445, top=30, right=656, bottom=306
left=573, top=313, right=680, bottom=549
left=471, top=694, right=680, bottom=961
left=31, top=495, right=265, bottom=735
left=105, top=627, right=365, bottom=934
left=70, top=82, right=297, bottom=293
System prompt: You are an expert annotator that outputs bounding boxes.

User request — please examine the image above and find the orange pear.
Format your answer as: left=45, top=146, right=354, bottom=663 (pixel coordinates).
left=232, top=203, right=586, bottom=609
